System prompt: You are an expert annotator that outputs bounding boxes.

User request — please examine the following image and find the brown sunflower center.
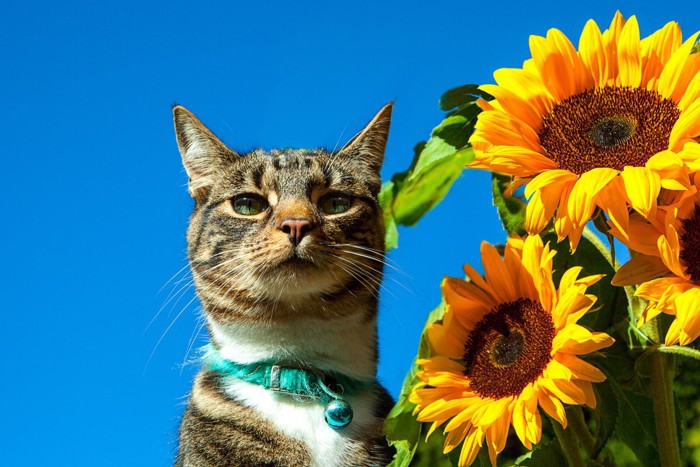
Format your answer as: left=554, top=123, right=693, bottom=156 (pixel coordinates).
left=463, top=297, right=555, bottom=399
left=537, top=87, right=680, bottom=175
left=680, top=205, right=700, bottom=283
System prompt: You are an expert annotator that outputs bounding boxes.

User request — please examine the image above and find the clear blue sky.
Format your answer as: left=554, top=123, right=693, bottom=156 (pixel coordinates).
left=2, top=1, right=697, bottom=465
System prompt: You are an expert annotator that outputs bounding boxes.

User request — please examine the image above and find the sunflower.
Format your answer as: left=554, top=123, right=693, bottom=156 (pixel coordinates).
left=613, top=176, right=700, bottom=345
left=468, top=12, right=700, bottom=250
left=410, top=235, right=614, bottom=466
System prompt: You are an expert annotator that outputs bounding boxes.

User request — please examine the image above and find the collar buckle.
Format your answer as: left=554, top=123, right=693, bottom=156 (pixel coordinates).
left=269, top=364, right=285, bottom=392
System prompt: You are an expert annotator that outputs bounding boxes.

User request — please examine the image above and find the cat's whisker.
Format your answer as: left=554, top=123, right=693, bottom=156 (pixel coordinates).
left=330, top=123, right=349, bottom=154
left=333, top=261, right=381, bottom=301
left=331, top=243, right=408, bottom=273
left=330, top=252, right=403, bottom=302
left=331, top=245, right=410, bottom=279
left=181, top=314, right=207, bottom=373
left=329, top=254, right=386, bottom=299
left=144, top=291, right=201, bottom=373
left=332, top=249, right=415, bottom=297
left=148, top=251, right=245, bottom=333
left=147, top=252, right=255, bottom=361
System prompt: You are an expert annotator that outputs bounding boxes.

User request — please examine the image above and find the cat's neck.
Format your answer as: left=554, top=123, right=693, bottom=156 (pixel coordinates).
left=207, top=305, right=378, bottom=381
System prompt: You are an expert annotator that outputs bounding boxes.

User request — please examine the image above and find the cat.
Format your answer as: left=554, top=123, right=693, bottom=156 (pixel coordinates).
left=172, top=103, right=396, bottom=467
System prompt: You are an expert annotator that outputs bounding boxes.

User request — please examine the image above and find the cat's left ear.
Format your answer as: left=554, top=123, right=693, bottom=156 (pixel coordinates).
left=337, top=102, right=393, bottom=174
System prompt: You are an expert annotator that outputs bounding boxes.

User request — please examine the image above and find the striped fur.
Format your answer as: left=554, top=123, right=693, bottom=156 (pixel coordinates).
left=173, top=104, right=395, bottom=466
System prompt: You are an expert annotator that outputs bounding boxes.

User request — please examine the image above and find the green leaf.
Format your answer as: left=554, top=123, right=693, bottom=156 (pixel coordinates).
left=380, top=88, right=487, bottom=251
left=516, top=438, right=566, bottom=466
left=591, top=380, right=619, bottom=460
left=439, top=84, right=492, bottom=112
left=492, top=173, right=527, bottom=236
left=545, top=233, right=629, bottom=334
left=392, top=147, right=473, bottom=227
left=385, top=301, right=446, bottom=466
left=608, top=376, right=660, bottom=466
left=379, top=180, right=399, bottom=250
left=414, top=430, right=461, bottom=467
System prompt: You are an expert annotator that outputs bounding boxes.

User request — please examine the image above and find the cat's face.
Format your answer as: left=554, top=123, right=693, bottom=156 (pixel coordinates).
left=173, top=105, right=392, bottom=322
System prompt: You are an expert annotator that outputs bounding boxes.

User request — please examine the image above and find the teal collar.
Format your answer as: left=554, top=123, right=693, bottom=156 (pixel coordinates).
left=202, top=345, right=372, bottom=429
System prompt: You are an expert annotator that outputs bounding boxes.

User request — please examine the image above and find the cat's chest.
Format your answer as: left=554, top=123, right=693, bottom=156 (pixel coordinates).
left=225, top=379, right=378, bottom=467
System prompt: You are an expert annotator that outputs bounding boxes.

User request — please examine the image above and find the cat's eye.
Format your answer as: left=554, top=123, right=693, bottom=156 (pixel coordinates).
left=232, top=194, right=269, bottom=215
left=319, top=194, right=352, bottom=214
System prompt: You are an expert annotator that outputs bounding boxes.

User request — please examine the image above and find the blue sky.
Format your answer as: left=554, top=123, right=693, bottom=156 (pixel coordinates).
left=3, top=1, right=698, bottom=465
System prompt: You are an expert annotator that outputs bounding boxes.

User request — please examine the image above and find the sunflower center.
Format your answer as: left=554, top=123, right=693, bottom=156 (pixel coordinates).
left=589, top=116, right=635, bottom=147
left=492, top=330, right=525, bottom=366
left=463, top=298, right=555, bottom=399
left=680, top=205, right=700, bottom=283
left=538, top=87, right=680, bottom=175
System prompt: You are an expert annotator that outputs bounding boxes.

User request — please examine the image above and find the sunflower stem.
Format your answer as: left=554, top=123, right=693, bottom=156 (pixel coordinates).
left=552, top=418, right=585, bottom=467
left=567, top=407, right=594, bottom=456
left=648, top=347, right=680, bottom=466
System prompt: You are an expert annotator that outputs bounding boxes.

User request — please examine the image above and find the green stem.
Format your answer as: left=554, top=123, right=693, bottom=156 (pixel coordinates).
left=647, top=324, right=680, bottom=466
left=552, top=418, right=585, bottom=467
left=567, top=407, right=594, bottom=456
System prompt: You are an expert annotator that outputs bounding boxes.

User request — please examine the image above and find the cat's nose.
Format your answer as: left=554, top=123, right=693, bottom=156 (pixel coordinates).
left=280, top=218, right=313, bottom=246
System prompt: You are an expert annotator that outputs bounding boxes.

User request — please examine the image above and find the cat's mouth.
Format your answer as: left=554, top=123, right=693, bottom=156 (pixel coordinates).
left=278, top=250, right=317, bottom=268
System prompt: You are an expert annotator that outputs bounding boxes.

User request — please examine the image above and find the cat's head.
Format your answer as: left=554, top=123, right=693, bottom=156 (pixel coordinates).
left=173, top=104, right=392, bottom=322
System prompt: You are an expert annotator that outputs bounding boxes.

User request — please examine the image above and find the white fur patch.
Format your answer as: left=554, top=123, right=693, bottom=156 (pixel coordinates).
left=225, top=379, right=378, bottom=467
left=209, top=315, right=380, bottom=466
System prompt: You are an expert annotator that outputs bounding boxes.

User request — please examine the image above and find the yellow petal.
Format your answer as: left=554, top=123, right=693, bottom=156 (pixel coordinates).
left=669, top=99, right=700, bottom=152
left=543, top=358, right=573, bottom=380
left=492, top=67, right=553, bottom=116
left=458, top=426, right=484, bottom=467
left=537, top=387, right=567, bottom=428
left=552, top=324, right=615, bottom=354
left=596, top=176, right=631, bottom=241
left=525, top=169, right=579, bottom=199
left=479, top=84, right=543, bottom=131
left=567, top=168, right=619, bottom=229
left=657, top=31, right=700, bottom=100
left=485, top=404, right=513, bottom=459
left=539, top=378, right=586, bottom=405
left=612, top=254, right=670, bottom=286
left=555, top=353, right=606, bottom=382
left=603, top=11, right=627, bottom=85
left=673, top=288, right=700, bottom=346
left=617, top=16, right=642, bottom=87
left=657, top=228, right=686, bottom=278
left=579, top=19, right=607, bottom=87
left=665, top=318, right=682, bottom=345
left=620, top=166, right=661, bottom=218
left=481, top=242, right=518, bottom=303
left=678, top=69, right=700, bottom=111
left=525, top=184, right=561, bottom=235
left=474, top=110, right=542, bottom=152
left=552, top=288, right=596, bottom=330
left=443, top=419, right=471, bottom=453
left=512, top=384, right=540, bottom=449
left=640, top=21, right=682, bottom=89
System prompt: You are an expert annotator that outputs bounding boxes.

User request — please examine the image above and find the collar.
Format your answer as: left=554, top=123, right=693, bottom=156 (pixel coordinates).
left=202, top=344, right=372, bottom=429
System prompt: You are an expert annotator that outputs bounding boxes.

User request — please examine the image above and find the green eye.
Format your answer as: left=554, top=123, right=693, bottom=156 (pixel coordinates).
left=232, top=194, right=269, bottom=215
left=319, top=194, right=352, bottom=214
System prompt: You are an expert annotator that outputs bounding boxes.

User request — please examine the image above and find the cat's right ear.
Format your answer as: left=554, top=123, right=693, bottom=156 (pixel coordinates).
left=173, top=105, right=239, bottom=202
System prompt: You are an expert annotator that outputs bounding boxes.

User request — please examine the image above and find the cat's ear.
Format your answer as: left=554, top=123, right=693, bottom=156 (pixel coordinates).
left=173, top=105, right=239, bottom=202
left=337, top=102, right=393, bottom=174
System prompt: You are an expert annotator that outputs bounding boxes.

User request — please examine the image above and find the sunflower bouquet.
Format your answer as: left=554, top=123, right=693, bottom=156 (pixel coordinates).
left=380, top=12, right=700, bottom=466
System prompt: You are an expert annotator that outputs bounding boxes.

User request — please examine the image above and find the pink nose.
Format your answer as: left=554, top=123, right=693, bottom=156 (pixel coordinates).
left=280, top=218, right=313, bottom=246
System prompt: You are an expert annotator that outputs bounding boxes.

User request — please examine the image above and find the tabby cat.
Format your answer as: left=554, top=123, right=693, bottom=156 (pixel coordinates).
left=173, top=103, right=396, bottom=467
